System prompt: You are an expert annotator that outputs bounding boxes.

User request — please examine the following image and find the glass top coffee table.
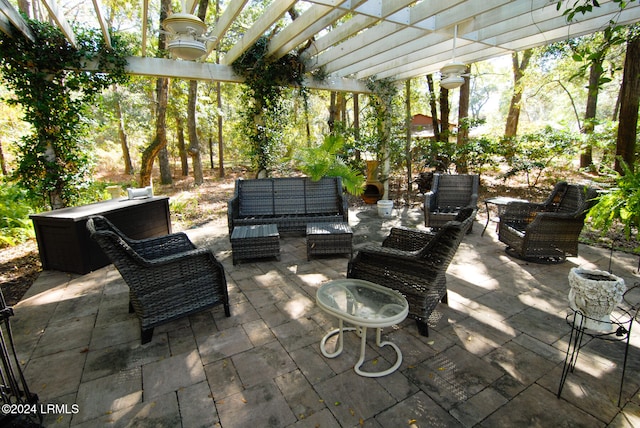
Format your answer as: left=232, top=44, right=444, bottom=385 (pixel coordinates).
left=316, top=279, right=409, bottom=377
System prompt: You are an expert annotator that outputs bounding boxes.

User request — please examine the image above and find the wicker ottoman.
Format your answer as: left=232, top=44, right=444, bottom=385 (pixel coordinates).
left=306, top=222, right=353, bottom=260
left=231, top=224, right=280, bottom=265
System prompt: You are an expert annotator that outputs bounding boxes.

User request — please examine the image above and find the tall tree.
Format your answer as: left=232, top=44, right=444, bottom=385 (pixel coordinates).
left=568, top=29, right=623, bottom=168
left=113, top=88, right=133, bottom=175
left=614, top=27, right=640, bottom=174
left=176, top=115, right=189, bottom=176
left=405, top=80, right=413, bottom=196
left=140, top=0, right=171, bottom=186
left=456, top=66, right=472, bottom=173
left=426, top=75, right=440, bottom=141
left=439, top=86, right=450, bottom=142
left=504, top=49, right=533, bottom=140
left=187, top=0, right=209, bottom=185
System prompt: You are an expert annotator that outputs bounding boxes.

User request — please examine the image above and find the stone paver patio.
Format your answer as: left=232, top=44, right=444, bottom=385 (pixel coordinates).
left=8, top=204, right=640, bottom=427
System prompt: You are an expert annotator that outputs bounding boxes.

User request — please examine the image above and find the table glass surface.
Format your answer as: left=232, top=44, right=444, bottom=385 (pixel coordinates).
left=485, top=196, right=528, bottom=206
left=317, top=279, right=408, bottom=325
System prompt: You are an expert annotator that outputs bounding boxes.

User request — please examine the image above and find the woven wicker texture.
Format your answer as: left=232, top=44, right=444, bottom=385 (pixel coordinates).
left=424, top=174, right=479, bottom=229
left=228, top=177, right=349, bottom=235
left=87, top=215, right=230, bottom=344
left=498, top=182, right=599, bottom=261
left=347, top=208, right=475, bottom=336
left=306, top=222, right=353, bottom=259
left=230, top=224, right=280, bottom=264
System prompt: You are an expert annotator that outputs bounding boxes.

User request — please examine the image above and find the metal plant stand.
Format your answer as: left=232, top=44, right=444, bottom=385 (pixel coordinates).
left=0, top=290, right=41, bottom=427
left=557, top=285, right=640, bottom=407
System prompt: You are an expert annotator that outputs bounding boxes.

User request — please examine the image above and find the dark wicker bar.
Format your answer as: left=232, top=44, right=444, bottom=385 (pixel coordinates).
left=306, top=222, right=353, bottom=260
left=230, top=224, right=280, bottom=265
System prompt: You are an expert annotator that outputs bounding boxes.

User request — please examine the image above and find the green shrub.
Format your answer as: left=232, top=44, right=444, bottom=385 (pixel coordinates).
left=0, top=180, right=35, bottom=247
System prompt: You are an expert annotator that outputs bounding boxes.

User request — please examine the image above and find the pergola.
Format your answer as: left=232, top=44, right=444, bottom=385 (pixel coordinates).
left=1, top=0, right=639, bottom=93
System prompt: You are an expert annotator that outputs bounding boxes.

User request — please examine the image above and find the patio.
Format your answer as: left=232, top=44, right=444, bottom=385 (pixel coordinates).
left=10, top=205, right=640, bottom=427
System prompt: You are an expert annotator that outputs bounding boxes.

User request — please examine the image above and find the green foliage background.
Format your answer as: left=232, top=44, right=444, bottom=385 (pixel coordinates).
left=0, top=19, right=130, bottom=209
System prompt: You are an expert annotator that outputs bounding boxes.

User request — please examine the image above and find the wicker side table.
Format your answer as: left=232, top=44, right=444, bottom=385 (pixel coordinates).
left=231, top=224, right=280, bottom=265
left=306, top=222, right=353, bottom=260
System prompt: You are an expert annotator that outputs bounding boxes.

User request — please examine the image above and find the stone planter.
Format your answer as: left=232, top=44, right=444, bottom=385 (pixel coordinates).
left=568, top=267, right=626, bottom=331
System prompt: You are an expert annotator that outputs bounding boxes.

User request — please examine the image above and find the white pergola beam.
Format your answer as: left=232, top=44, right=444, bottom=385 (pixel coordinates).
left=91, top=0, right=112, bottom=49
left=40, top=0, right=77, bottom=48
left=222, top=0, right=297, bottom=65
left=121, top=56, right=369, bottom=92
left=204, top=0, right=250, bottom=55
left=0, top=0, right=36, bottom=42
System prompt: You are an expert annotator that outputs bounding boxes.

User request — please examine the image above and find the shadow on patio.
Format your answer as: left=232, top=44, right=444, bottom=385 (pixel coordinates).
left=8, top=205, right=640, bottom=427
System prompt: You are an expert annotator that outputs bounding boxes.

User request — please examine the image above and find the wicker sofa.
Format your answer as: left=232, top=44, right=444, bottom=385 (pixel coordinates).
left=347, top=207, right=475, bottom=337
left=228, top=176, right=349, bottom=235
left=87, top=215, right=230, bottom=344
left=498, top=182, right=599, bottom=262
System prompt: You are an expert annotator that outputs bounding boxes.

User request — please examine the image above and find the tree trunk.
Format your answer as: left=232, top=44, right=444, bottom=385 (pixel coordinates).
left=615, top=32, right=640, bottom=174
left=328, top=92, right=337, bottom=133
left=439, top=86, right=450, bottom=139
left=185, top=0, right=208, bottom=185
left=353, top=93, right=360, bottom=162
left=176, top=115, right=189, bottom=176
left=504, top=49, right=533, bottom=140
left=17, top=0, right=30, bottom=17
left=139, top=0, right=170, bottom=187
left=580, top=54, right=604, bottom=168
left=426, top=74, right=440, bottom=141
left=114, top=90, right=133, bottom=175
left=0, top=140, right=7, bottom=175
left=217, top=81, right=225, bottom=178
left=405, top=80, right=412, bottom=197
left=158, top=146, right=172, bottom=184
left=188, top=80, right=203, bottom=185
left=456, top=66, right=471, bottom=173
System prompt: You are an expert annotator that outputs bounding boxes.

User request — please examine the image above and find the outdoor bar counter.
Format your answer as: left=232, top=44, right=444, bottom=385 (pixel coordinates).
left=30, top=196, right=171, bottom=274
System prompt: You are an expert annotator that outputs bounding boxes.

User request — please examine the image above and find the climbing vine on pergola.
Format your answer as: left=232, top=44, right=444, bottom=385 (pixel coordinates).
left=0, top=19, right=130, bottom=209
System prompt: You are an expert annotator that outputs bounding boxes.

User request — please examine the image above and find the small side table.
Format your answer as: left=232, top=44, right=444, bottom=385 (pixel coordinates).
left=316, top=279, right=408, bottom=377
left=481, top=196, right=528, bottom=236
left=306, top=222, right=353, bottom=260
left=230, top=224, right=280, bottom=265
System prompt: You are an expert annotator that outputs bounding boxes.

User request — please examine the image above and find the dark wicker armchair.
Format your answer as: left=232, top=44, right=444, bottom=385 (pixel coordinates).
left=347, top=208, right=475, bottom=336
left=424, top=174, right=479, bottom=229
left=87, top=215, right=230, bottom=344
left=498, top=182, right=599, bottom=262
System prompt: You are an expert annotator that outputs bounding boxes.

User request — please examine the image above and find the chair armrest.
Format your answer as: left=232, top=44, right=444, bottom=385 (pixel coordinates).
left=526, top=211, right=584, bottom=230
left=127, top=249, right=227, bottom=305
left=500, top=202, right=546, bottom=224
left=228, top=196, right=240, bottom=233
left=338, top=193, right=349, bottom=223
left=382, top=227, right=436, bottom=251
left=424, top=191, right=437, bottom=212
left=469, top=192, right=479, bottom=207
left=349, top=248, right=441, bottom=280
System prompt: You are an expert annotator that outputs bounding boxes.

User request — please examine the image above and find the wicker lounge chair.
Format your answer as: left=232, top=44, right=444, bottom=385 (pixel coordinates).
left=347, top=208, right=475, bottom=336
left=498, top=182, right=599, bottom=262
left=87, top=215, right=230, bottom=343
left=424, top=173, right=479, bottom=230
